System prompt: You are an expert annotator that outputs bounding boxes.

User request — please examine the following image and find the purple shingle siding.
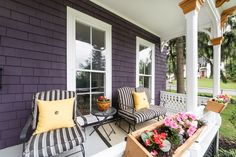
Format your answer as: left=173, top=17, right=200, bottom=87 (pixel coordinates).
left=0, top=0, right=166, bottom=149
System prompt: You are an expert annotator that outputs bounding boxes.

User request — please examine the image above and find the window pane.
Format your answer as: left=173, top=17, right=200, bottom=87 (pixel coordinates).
left=144, top=76, right=151, bottom=88
left=76, top=22, right=90, bottom=43
left=139, top=45, right=147, bottom=51
left=77, top=94, right=90, bottom=115
left=139, top=47, right=152, bottom=75
left=139, top=76, right=144, bottom=87
left=92, top=50, right=105, bottom=71
left=76, top=71, right=90, bottom=93
left=92, top=94, right=104, bottom=109
left=139, top=61, right=145, bottom=74
left=92, top=28, right=105, bottom=50
left=92, top=73, right=105, bottom=92
left=145, top=54, right=152, bottom=75
left=76, top=41, right=92, bottom=69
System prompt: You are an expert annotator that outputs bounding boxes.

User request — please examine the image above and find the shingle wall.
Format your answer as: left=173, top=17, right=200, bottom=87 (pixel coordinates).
left=0, top=0, right=166, bottom=149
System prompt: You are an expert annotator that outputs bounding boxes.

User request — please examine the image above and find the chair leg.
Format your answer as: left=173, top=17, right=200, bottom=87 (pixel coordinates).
left=81, top=144, right=85, bottom=157
left=128, top=123, right=131, bottom=134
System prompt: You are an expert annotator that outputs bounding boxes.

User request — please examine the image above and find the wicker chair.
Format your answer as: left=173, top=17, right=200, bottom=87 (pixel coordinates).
left=117, top=87, right=167, bottom=133
left=20, top=90, right=87, bottom=157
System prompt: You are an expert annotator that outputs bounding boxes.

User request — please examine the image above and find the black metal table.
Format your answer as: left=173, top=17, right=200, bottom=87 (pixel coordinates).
left=89, top=107, right=117, bottom=141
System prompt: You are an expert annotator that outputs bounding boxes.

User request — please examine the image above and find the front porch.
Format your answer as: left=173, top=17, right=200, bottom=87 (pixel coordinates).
left=0, top=91, right=221, bottom=157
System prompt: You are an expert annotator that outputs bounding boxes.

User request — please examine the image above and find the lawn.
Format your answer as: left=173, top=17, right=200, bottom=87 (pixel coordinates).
left=170, top=78, right=236, bottom=90
left=220, top=103, right=236, bottom=140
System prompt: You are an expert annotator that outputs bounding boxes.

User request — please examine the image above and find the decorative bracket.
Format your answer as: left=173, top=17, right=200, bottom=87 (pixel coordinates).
left=179, top=0, right=205, bottom=14
left=210, top=36, right=224, bottom=45
left=216, top=0, right=230, bottom=8
left=221, top=6, right=236, bottom=29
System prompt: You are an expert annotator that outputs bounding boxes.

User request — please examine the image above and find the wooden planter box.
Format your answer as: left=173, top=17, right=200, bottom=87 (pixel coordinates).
left=124, top=121, right=205, bottom=157
left=205, top=101, right=227, bottom=113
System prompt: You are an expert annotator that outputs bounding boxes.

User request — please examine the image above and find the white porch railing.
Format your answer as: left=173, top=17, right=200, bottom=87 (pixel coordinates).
left=160, top=91, right=209, bottom=114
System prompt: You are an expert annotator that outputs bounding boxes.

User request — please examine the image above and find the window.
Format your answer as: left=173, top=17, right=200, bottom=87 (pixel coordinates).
left=67, top=7, right=112, bottom=115
left=136, top=37, right=155, bottom=104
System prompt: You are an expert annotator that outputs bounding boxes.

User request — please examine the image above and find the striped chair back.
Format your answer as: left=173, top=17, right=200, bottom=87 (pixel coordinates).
left=135, top=87, right=152, bottom=104
left=31, top=90, right=76, bottom=130
left=117, top=87, right=135, bottom=110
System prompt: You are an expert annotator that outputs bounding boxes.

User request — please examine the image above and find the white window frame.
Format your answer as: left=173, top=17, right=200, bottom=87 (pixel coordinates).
left=136, top=37, right=155, bottom=105
left=67, top=7, right=112, bottom=103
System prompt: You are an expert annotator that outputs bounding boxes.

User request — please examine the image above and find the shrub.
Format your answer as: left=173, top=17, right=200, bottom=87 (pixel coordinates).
left=218, top=148, right=236, bottom=157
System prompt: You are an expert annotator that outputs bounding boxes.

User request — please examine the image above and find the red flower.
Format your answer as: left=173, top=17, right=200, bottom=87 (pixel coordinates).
left=160, top=133, right=167, bottom=139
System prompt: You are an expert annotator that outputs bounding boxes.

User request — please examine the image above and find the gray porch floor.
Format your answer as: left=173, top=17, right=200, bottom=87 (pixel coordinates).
left=0, top=126, right=108, bottom=157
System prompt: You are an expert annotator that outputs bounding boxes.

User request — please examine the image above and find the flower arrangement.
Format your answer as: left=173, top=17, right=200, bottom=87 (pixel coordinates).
left=212, top=94, right=231, bottom=104
left=140, top=113, right=205, bottom=157
left=97, top=96, right=110, bottom=111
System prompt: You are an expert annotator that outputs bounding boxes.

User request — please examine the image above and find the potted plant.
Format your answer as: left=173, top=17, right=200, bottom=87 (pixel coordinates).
left=97, top=96, right=110, bottom=111
left=206, top=94, right=231, bottom=113
left=124, top=113, right=205, bottom=157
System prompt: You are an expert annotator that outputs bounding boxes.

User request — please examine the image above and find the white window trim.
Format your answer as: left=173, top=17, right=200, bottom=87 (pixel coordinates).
left=136, top=37, right=155, bottom=105
left=67, top=7, right=112, bottom=100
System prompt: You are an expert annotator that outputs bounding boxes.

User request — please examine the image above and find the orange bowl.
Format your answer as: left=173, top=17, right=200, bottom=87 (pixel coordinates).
left=97, top=101, right=110, bottom=111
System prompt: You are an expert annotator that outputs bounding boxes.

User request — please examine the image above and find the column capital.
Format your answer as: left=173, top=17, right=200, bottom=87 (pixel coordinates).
left=216, top=0, right=230, bottom=8
left=211, top=36, right=224, bottom=45
left=221, top=6, right=236, bottom=29
left=179, top=0, right=205, bottom=14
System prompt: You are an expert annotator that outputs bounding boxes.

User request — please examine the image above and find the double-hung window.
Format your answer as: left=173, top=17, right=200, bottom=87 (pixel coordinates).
left=67, top=7, right=112, bottom=115
left=136, top=37, right=155, bottom=104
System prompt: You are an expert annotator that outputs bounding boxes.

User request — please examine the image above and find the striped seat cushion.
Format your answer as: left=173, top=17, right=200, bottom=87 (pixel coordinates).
left=149, top=105, right=167, bottom=117
left=118, top=105, right=166, bottom=124
left=23, top=125, right=85, bottom=157
left=117, top=87, right=135, bottom=110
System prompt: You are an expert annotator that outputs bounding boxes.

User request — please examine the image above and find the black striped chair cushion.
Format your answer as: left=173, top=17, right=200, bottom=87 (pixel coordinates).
left=23, top=125, right=85, bottom=157
left=118, top=105, right=166, bottom=124
left=149, top=105, right=167, bottom=117
left=117, top=87, right=135, bottom=110
left=32, top=90, right=76, bottom=130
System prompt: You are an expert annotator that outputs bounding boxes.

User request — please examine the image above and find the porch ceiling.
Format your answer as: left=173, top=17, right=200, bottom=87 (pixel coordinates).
left=91, top=0, right=236, bottom=41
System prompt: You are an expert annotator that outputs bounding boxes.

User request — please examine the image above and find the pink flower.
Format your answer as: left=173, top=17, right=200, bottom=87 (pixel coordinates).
left=176, top=116, right=182, bottom=122
left=164, top=117, right=172, bottom=127
left=187, top=126, right=197, bottom=137
left=150, top=150, right=158, bottom=156
left=179, top=113, right=188, bottom=120
left=145, top=139, right=151, bottom=146
left=170, top=122, right=178, bottom=129
left=187, top=114, right=196, bottom=121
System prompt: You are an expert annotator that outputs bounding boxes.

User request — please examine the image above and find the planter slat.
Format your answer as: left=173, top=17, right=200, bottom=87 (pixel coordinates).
left=206, top=101, right=227, bottom=113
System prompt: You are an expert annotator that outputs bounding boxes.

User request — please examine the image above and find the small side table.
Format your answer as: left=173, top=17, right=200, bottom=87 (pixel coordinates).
left=89, top=107, right=117, bottom=141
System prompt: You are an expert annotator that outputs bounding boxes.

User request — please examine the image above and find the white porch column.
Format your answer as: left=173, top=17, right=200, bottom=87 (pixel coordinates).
left=179, top=0, right=205, bottom=113
left=185, top=11, right=199, bottom=113
left=211, top=37, right=223, bottom=97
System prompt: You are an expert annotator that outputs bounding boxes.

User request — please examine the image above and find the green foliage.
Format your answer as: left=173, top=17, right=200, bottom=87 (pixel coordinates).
left=218, top=149, right=236, bottom=157
left=222, top=16, right=236, bottom=82
left=158, top=126, right=180, bottom=146
left=229, top=111, right=236, bottom=129
left=220, top=104, right=236, bottom=140
left=225, top=62, right=236, bottom=82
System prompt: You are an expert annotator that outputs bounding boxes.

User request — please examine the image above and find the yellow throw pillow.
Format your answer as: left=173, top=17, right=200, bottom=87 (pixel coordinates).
left=34, top=98, right=75, bottom=135
left=133, top=92, right=150, bottom=110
